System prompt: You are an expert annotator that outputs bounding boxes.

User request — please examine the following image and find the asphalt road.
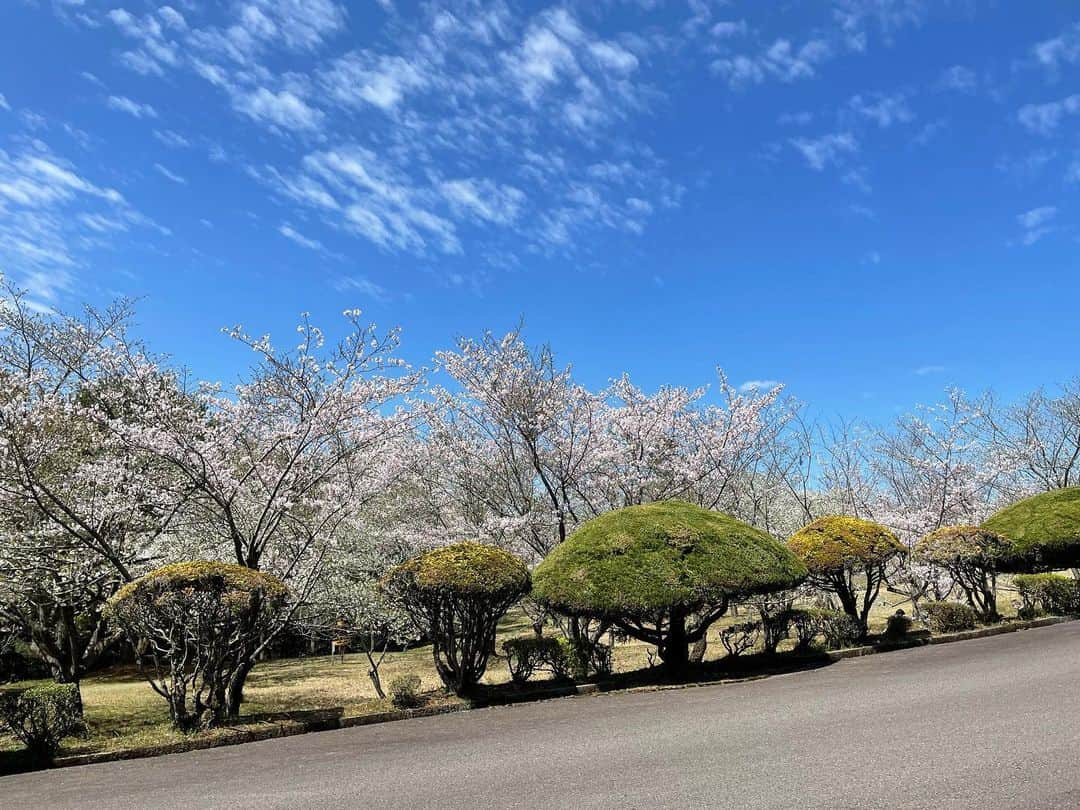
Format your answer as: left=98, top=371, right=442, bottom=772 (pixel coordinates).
left=6, top=622, right=1080, bottom=810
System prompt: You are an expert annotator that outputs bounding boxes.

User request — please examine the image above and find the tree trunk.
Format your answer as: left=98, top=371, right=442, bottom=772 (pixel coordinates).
left=660, top=609, right=689, bottom=677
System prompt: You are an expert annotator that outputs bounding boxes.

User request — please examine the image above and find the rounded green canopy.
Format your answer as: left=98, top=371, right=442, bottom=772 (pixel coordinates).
left=532, top=500, right=807, bottom=619
left=982, top=487, right=1080, bottom=572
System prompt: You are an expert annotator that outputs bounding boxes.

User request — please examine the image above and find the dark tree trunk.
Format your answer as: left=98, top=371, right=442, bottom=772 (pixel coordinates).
left=660, top=609, right=689, bottom=677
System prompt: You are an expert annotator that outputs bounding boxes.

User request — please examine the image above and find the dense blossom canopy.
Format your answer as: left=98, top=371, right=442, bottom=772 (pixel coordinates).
left=533, top=500, right=807, bottom=618
left=788, top=516, right=904, bottom=574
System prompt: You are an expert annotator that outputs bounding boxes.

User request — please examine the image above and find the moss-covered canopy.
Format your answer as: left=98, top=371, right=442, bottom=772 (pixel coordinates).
left=110, top=561, right=289, bottom=608
left=387, top=541, right=529, bottom=598
left=532, top=501, right=807, bottom=619
left=982, top=488, right=1080, bottom=572
left=787, top=516, right=903, bottom=574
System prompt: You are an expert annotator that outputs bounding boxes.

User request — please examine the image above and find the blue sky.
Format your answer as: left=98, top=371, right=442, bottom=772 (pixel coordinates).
left=1, top=1, right=1077, bottom=421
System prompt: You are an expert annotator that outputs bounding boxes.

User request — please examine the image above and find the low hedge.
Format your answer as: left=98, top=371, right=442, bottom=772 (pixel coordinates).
left=388, top=674, right=423, bottom=709
left=1013, top=573, right=1080, bottom=618
left=788, top=608, right=862, bottom=651
left=922, top=601, right=979, bottom=634
left=719, top=621, right=761, bottom=657
left=503, top=636, right=570, bottom=684
left=0, top=682, right=82, bottom=761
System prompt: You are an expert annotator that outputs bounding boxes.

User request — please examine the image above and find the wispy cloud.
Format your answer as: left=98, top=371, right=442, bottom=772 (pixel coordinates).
left=789, top=132, right=858, bottom=170
left=936, top=65, right=977, bottom=93
left=106, top=95, right=157, bottom=119
left=233, top=87, right=324, bottom=132
left=278, top=223, right=324, bottom=251
left=1018, top=95, right=1080, bottom=135
left=153, top=163, right=186, bottom=184
left=1031, top=23, right=1080, bottom=75
left=0, top=141, right=156, bottom=303
left=712, top=38, right=832, bottom=87
left=848, top=92, right=913, bottom=128
left=914, top=365, right=946, bottom=376
left=1015, top=205, right=1057, bottom=245
left=333, top=274, right=390, bottom=303
left=738, top=379, right=782, bottom=392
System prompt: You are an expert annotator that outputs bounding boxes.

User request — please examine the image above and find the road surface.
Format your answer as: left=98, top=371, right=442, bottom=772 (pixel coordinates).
left=6, top=621, right=1080, bottom=809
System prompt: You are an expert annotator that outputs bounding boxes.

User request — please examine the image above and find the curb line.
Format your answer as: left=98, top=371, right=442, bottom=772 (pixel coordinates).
left=46, top=614, right=1076, bottom=772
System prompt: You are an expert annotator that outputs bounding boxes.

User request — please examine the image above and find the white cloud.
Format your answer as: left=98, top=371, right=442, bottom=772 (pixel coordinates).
left=278, top=223, right=324, bottom=251
left=1032, top=23, right=1080, bottom=74
left=153, top=129, right=190, bottom=148
left=710, top=20, right=748, bottom=38
left=738, top=379, right=781, bottom=393
left=440, top=178, right=525, bottom=225
left=333, top=274, right=390, bottom=302
left=0, top=142, right=153, bottom=299
left=937, top=65, right=977, bottom=92
left=712, top=38, right=832, bottom=87
left=914, top=365, right=945, bottom=376
left=1016, top=205, right=1057, bottom=245
left=0, top=94, right=9, bottom=112
left=848, top=92, right=913, bottom=127
left=106, top=95, right=157, bottom=119
left=789, top=132, right=858, bottom=170
left=154, top=163, right=186, bottom=184
left=1018, top=95, right=1080, bottom=135
left=320, top=53, right=427, bottom=112
left=233, top=87, right=323, bottom=132
left=1017, top=205, right=1057, bottom=230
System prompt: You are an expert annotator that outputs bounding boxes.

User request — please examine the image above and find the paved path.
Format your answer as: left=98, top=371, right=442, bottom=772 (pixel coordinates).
left=7, top=622, right=1080, bottom=809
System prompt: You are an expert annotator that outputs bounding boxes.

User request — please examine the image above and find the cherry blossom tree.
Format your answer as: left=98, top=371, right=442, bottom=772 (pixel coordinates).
left=105, top=311, right=420, bottom=714
left=0, top=277, right=182, bottom=701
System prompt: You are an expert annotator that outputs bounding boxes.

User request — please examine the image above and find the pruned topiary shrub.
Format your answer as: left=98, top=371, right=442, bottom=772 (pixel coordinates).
left=384, top=542, right=530, bottom=696
left=719, top=621, right=760, bottom=657
left=1013, top=573, right=1080, bottom=618
left=388, top=674, right=423, bottom=709
left=983, top=488, right=1080, bottom=572
left=0, top=682, right=82, bottom=761
left=788, top=516, right=904, bottom=637
left=914, top=526, right=1009, bottom=620
left=533, top=501, right=807, bottom=676
left=106, top=562, right=289, bottom=731
left=922, top=601, right=979, bottom=634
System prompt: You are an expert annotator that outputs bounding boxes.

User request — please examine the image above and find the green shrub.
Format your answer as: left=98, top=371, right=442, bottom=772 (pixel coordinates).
left=922, top=601, right=979, bottom=633
left=787, top=608, right=861, bottom=650
left=982, top=487, right=1080, bottom=572
left=0, top=683, right=82, bottom=760
left=788, top=516, right=904, bottom=635
left=503, top=636, right=565, bottom=684
left=384, top=542, right=530, bottom=696
left=388, top=674, right=423, bottom=709
left=883, top=610, right=913, bottom=640
left=786, top=610, right=818, bottom=650
left=533, top=501, right=806, bottom=676
left=1013, top=573, right=1080, bottom=617
left=719, top=621, right=760, bottom=657
left=107, top=561, right=289, bottom=731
